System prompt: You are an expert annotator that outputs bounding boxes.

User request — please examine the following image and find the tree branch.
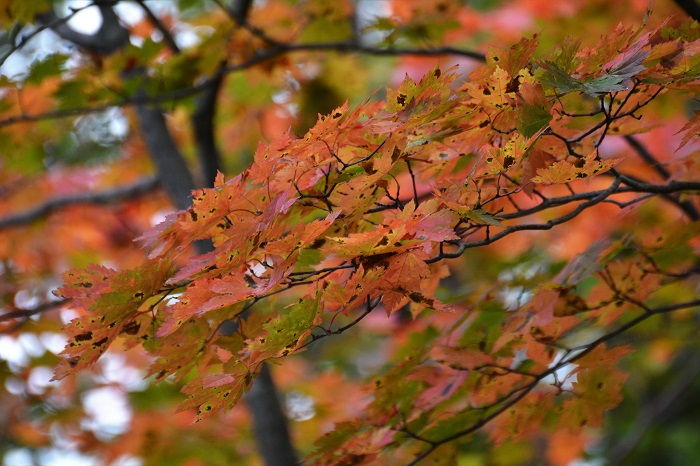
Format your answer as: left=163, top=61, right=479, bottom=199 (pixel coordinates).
left=623, top=135, right=699, bottom=221
left=0, top=4, right=94, bottom=68
left=228, top=0, right=254, bottom=23
left=134, top=0, right=181, bottom=54
left=1, top=299, right=67, bottom=334
left=134, top=103, right=198, bottom=211
left=672, top=0, right=700, bottom=20
left=245, top=364, right=298, bottom=466
left=0, top=177, right=159, bottom=229
left=0, top=42, right=486, bottom=129
left=427, top=178, right=623, bottom=263
left=192, top=67, right=225, bottom=188
left=624, top=135, right=671, bottom=179
left=35, top=1, right=129, bottom=54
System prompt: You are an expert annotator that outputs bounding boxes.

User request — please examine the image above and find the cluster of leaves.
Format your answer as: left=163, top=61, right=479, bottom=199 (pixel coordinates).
left=50, top=17, right=700, bottom=464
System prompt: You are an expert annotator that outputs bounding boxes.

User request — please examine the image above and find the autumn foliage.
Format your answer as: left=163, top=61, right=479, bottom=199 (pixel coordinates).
left=1, top=1, right=699, bottom=465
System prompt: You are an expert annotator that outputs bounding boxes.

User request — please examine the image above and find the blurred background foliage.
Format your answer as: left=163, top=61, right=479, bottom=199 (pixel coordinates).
left=0, top=0, right=698, bottom=465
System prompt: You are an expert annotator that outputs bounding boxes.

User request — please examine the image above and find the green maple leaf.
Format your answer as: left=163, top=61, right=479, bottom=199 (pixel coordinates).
left=539, top=49, right=649, bottom=96
left=538, top=61, right=585, bottom=94
left=248, top=292, right=322, bottom=361
left=517, top=103, right=551, bottom=138
left=516, top=83, right=552, bottom=138
left=24, top=53, right=69, bottom=85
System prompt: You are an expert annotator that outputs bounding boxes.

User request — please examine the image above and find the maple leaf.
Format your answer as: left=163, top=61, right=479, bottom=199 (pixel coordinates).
left=488, top=35, right=539, bottom=77
left=326, top=227, right=408, bottom=258
left=379, top=251, right=431, bottom=314
left=55, top=264, right=115, bottom=308
left=551, top=287, right=589, bottom=317
left=306, top=421, right=378, bottom=465
left=157, top=253, right=300, bottom=337
left=540, top=28, right=652, bottom=97
left=432, top=345, right=495, bottom=371
left=263, top=211, right=340, bottom=256
left=417, top=411, right=481, bottom=445
left=516, top=82, right=552, bottom=138
left=489, top=393, right=552, bottom=446
left=324, top=264, right=385, bottom=313
left=386, top=66, right=458, bottom=117
left=532, top=153, right=619, bottom=184
left=410, top=199, right=460, bottom=242
left=178, top=365, right=255, bottom=422
left=246, top=291, right=323, bottom=363
left=466, top=66, right=516, bottom=110
left=676, top=109, right=700, bottom=151
left=53, top=258, right=174, bottom=380
left=146, top=317, right=215, bottom=383
left=484, top=133, right=528, bottom=175
left=538, top=60, right=585, bottom=94
left=560, top=345, right=631, bottom=430
left=521, top=147, right=555, bottom=196
left=135, top=211, right=181, bottom=258
left=306, top=102, right=352, bottom=138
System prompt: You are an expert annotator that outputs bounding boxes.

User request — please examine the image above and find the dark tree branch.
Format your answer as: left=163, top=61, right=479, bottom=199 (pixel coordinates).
left=213, top=0, right=279, bottom=46
left=624, top=135, right=671, bottom=179
left=0, top=42, right=487, bottom=129
left=134, top=0, right=181, bottom=54
left=1, top=4, right=94, bottom=68
left=0, top=102, right=122, bottom=127
left=672, top=0, right=700, bottom=20
left=35, top=1, right=129, bottom=54
left=427, top=178, right=623, bottom=263
left=623, top=135, right=699, bottom=220
left=214, top=4, right=300, bottom=465
left=616, top=172, right=700, bottom=220
left=246, top=364, right=298, bottom=466
left=223, top=41, right=487, bottom=71
left=193, top=67, right=225, bottom=188
left=135, top=103, right=198, bottom=211
left=1, top=299, right=67, bottom=334
left=139, top=88, right=299, bottom=465
left=37, top=2, right=197, bottom=215
left=229, top=0, right=254, bottom=23
left=0, top=177, right=159, bottom=229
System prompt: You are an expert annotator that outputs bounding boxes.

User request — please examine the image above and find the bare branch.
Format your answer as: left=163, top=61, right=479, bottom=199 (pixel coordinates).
left=0, top=42, right=486, bottom=129
left=624, top=135, right=671, bottom=179
left=672, top=0, right=700, bottom=20
left=623, top=135, right=699, bottom=220
left=0, top=4, right=93, bottom=68
left=193, top=67, right=225, bottom=188
left=35, top=1, right=129, bottom=55
left=0, top=177, right=159, bottom=229
left=134, top=0, right=181, bottom=54
left=229, top=0, right=254, bottom=22
left=135, top=103, right=197, bottom=211
left=1, top=299, right=67, bottom=334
